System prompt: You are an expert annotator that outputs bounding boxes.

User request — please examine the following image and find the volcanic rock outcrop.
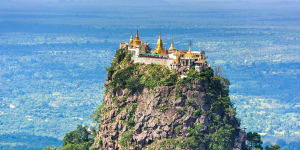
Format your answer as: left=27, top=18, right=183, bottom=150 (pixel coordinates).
left=92, top=48, right=245, bottom=150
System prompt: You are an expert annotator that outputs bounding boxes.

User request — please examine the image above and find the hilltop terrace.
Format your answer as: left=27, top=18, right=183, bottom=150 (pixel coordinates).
left=120, top=30, right=210, bottom=73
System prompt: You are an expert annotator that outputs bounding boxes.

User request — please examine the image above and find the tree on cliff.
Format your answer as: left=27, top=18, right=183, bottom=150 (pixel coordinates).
left=265, top=144, right=281, bottom=150
left=61, top=125, right=94, bottom=150
left=246, top=132, right=263, bottom=150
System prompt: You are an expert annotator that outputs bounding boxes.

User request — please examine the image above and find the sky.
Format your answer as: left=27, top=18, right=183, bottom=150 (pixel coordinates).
left=1, top=0, right=300, bottom=11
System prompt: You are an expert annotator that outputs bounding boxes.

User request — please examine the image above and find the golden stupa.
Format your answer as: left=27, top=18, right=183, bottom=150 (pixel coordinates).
left=133, top=30, right=142, bottom=47
left=184, top=41, right=194, bottom=58
left=153, top=33, right=167, bottom=55
left=129, top=33, right=133, bottom=47
left=169, top=40, right=175, bottom=51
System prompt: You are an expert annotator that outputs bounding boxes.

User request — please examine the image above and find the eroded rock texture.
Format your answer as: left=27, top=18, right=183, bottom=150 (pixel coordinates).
left=92, top=48, right=245, bottom=150
left=93, top=83, right=245, bottom=150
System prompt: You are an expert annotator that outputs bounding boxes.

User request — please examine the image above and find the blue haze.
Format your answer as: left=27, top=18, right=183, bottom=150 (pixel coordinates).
left=0, top=1, right=300, bottom=149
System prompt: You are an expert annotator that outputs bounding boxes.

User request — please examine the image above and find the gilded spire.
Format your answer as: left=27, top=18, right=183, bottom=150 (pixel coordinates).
left=156, top=32, right=163, bottom=49
left=135, top=29, right=140, bottom=41
left=154, top=32, right=166, bottom=54
left=188, top=40, right=191, bottom=53
left=133, top=29, right=142, bottom=47
left=184, top=40, right=194, bottom=58
left=169, top=40, right=175, bottom=51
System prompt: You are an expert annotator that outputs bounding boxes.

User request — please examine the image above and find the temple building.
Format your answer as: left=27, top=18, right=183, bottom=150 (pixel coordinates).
left=120, top=30, right=209, bottom=73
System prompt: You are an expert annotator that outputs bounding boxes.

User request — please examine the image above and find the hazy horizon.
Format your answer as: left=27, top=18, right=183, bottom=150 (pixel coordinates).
left=0, top=0, right=299, bottom=149
left=1, top=0, right=300, bottom=12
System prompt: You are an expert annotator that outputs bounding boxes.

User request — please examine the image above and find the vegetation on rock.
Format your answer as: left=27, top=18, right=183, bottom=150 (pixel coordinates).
left=92, top=48, right=244, bottom=149
left=106, top=48, right=178, bottom=94
left=44, top=125, right=96, bottom=150
left=44, top=48, right=283, bottom=150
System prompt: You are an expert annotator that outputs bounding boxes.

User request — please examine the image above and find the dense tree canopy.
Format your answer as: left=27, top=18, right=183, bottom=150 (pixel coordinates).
left=246, top=132, right=263, bottom=149
left=62, top=125, right=94, bottom=150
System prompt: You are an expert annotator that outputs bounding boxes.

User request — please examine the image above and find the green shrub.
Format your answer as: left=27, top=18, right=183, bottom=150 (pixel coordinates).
left=179, top=123, right=206, bottom=148
left=61, top=142, right=93, bottom=150
left=112, top=97, right=118, bottom=103
left=123, top=94, right=129, bottom=102
left=125, top=77, right=143, bottom=93
left=44, top=146, right=57, bottom=150
left=246, top=132, right=263, bottom=150
left=174, top=125, right=181, bottom=134
left=175, top=92, right=186, bottom=100
left=91, top=104, right=104, bottom=122
left=161, top=72, right=178, bottom=86
left=180, top=136, right=198, bottom=149
left=97, top=137, right=103, bottom=146
left=194, top=110, right=201, bottom=117
left=61, top=125, right=94, bottom=150
left=89, top=146, right=96, bottom=150
left=129, top=104, right=137, bottom=117
left=265, top=144, right=281, bottom=150
left=63, top=125, right=90, bottom=146
left=208, top=124, right=235, bottom=150
left=106, top=49, right=129, bottom=80
left=186, top=98, right=197, bottom=106
left=177, top=68, right=214, bottom=85
left=107, top=51, right=180, bottom=93
left=139, top=64, right=178, bottom=89
left=120, top=129, right=134, bottom=148
left=159, top=105, right=169, bottom=112
left=112, top=49, right=127, bottom=67
left=62, top=144, right=80, bottom=150
left=128, top=118, right=135, bottom=127
left=109, top=65, right=135, bottom=89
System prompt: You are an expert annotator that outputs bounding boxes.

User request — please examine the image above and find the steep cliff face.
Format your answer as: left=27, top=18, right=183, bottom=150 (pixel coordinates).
left=93, top=49, right=245, bottom=150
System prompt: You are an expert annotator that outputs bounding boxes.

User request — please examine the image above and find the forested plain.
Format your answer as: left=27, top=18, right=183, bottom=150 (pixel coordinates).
left=0, top=7, right=299, bottom=149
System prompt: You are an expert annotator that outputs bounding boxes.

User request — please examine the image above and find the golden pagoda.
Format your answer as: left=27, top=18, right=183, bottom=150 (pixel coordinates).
left=133, top=29, right=142, bottom=47
left=129, top=33, right=133, bottom=47
left=169, top=40, right=175, bottom=51
left=153, top=33, right=166, bottom=55
left=184, top=41, right=194, bottom=58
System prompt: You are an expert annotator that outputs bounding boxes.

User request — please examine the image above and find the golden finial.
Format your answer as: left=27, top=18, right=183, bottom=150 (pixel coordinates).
left=156, top=33, right=163, bottom=47
left=184, top=40, right=194, bottom=58
left=133, top=29, right=142, bottom=47
left=135, top=29, right=140, bottom=40
left=188, top=40, right=191, bottom=53
left=169, top=40, right=175, bottom=51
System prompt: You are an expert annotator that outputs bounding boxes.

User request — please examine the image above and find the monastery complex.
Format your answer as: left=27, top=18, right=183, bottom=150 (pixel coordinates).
left=120, top=30, right=210, bottom=73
